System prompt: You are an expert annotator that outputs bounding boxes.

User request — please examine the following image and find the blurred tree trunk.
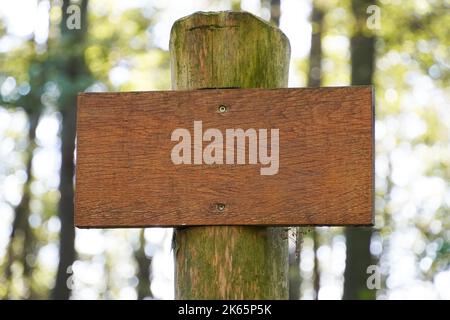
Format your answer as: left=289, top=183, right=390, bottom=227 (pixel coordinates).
left=135, top=230, right=153, bottom=299
left=307, top=2, right=323, bottom=88
left=52, top=0, right=90, bottom=300
left=270, top=0, right=280, bottom=26
left=231, top=0, right=241, bottom=11
left=343, top=0, right=376, bottom=300
left=308, top=1, right=324, bottom=300
left=267, top=0, right=299, bottom=301
left=288, top=228, right=301, bottom=300
left=3, top=110, right=39, bottom=297
left=312, top=231, right=320, bottom=299
left=17, top=109, right=40, bottom=297
left=2, top=42, right=47, bottom=297
left=287, top=0, right=325, bottom=300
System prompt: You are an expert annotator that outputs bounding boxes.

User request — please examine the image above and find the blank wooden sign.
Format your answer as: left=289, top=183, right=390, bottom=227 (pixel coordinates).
left=75, top=86, right=374, bottom=227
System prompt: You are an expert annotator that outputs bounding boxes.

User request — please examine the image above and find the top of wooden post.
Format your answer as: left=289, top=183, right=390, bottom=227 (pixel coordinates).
left=170, top=11, right=289, bottom=40
left=169, top=11, right=291, bottom=90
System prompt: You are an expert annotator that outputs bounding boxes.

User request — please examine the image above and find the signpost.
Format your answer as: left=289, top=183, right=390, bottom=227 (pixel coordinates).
left=75, top=11, right=374, bottom=299
left=76, top=87, right=373, bottom=227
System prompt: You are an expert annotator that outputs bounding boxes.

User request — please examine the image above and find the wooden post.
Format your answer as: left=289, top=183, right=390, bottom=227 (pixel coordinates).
left=170, top=11, right=290, bottom=299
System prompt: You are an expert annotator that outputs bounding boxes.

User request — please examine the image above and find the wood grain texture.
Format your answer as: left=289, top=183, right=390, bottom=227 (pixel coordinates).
left=170, top=11, right=290, bottom=300
left=75, top=86, right=374, bottom=227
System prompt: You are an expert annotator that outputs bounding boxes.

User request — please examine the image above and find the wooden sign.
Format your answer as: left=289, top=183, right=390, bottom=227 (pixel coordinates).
left=75, top=86, right=374, bottom=227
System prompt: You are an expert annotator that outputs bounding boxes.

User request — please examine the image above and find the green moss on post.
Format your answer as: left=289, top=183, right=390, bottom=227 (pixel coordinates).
left=170, top=11, right=290, bottom=299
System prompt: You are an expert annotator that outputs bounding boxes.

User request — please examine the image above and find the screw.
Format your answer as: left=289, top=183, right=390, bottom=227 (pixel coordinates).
left=218, top=105, right=227, bottom=113
left=216, top=203, right=226, bottom=212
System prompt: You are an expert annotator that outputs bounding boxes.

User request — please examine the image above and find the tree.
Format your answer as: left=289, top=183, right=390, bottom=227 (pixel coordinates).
left=307, top=0, right=325, bottom=300
left=270, top=0, right=281, bottom=26
left=52, top=0, right=91, bottom=300
left=135, top=230, right=152, bottom=299
left=343, top=0, right=376, bottom=300
left=1, top=49, right=46, bottom=299
left=0, top=9, right=55, bottom=294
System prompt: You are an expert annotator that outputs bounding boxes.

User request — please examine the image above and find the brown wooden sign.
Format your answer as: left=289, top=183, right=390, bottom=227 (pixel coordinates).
left=75, top=86, right=374, bottom=227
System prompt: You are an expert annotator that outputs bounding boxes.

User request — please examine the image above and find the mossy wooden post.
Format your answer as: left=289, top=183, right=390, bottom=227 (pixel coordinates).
left=170, top=11, right=290, bottom=299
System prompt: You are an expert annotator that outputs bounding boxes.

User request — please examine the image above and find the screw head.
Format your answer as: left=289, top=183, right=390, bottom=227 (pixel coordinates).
left=216, top=203, right=226, bottom=212
left=218, top=105, right=227, bottom=113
